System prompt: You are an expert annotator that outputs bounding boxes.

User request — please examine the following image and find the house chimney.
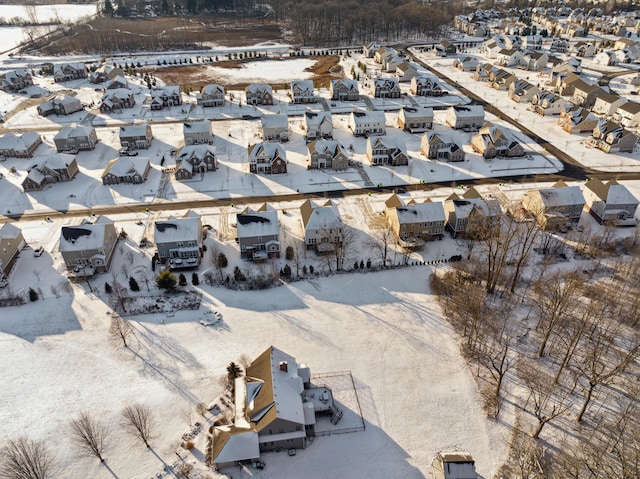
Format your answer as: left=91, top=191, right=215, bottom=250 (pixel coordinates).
left=279, top=361, right=288, bottom=372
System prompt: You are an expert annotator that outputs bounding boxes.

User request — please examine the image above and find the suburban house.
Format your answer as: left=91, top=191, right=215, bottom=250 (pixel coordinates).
left=497, top=48, right=524, bottom=67
left=395, top=62, right=420, bottom=82
left=471, top=123, right=525, bottom=159
left=248, top=143, right=287, bottom=175
left=431, top=451, right=477, bottom=479
left=183, top=120, right=213, bottom=145
left=550, top=38, right=570, bottom=53
left=443, top=188, right=502, bottom=238
left=291, top=80, right=316, bottom=104
left=613, top=101, right=640, bottom=128
left=552, top=58, right=582, bottom=76
left=100, top=88, right=135, bottom=112
left=330, top=79, right=359, bottom=101
left=22, top=154, right=79, bottom=192
left=60, top=217, right=118, bottom=278
left=482, top=39, right=503, bottom=59
left=438, top=39, right=457, bottom=56
left=531, top=91, right=568, bottom=116
left=452, top=56, right=480, bottom=72
left=236, top=206, right=280, bottom=260
left=490, top=70, right=518, bottom=91
left=37, top=95, right=83, bottom=116
left=53, top=125, right=98, bottom=152
left=174, top=144, right=217, bottom=180
left=473, top=63, right=500, bottom=82
left=370, top=77, right=401, bottom=98
left=150, top=86, right=182, bottom=110
left=509, top=79, right=538, bottom=103
left=375, top=46, right=397, bottom=65
left=348, top=109, right=386, bottom=137
left=386, top=199, right=446, bottom=246
left=154, top=211, right=203, bottom=269
left=363, top=42, right=382, bottom=57
left=245, top=84, right=273, bottom=105
left=300, top=199, right=343, bottom=251
left=101, top=157, right=151, bottom=185
left=0, top=132, right=42, bottom=158
left=410, top=75, right=444, bottom=96
left=307, top=139, right=349, bottom=170
left=522, top=35, right=543, bottom=51
left=519, top=51, right=548, bottom=71
left=0, top=223, right=25, bottom=285
left=197, top=84, right=225, bottom=107
left=421, top=132, right=465, bottom=162
left=261, top=114, right=289, bottom=142
left=105, top=75, right=130, bottom=90
left=521, top=181, right=586, bottom=229
left=570, top=80, right=604, bottom=109
left=573, top=41, right=596, bottom=57
left=591, top=93, right=627, bottom=117
left=0, top=69, right=33, bottom=91
left=398, top=106, right=433, bottom=133
left=89, top=65, right=123, bottom=84
left=445, top=105, right=485, bottom=130
left=53, top=63, right=88, bottom=82
left=557, top=105, right=599, bottom=134
left=583, top=178, right=639, bottom=226
left=587, top=120, right=637, bottom=153
left=119, top=124, right=153, bottom=150
left=365, top=136, right=409, bottom=166
left=210, top=346, right=337, bottom=467
left=303, top=111, right=333, bottom=141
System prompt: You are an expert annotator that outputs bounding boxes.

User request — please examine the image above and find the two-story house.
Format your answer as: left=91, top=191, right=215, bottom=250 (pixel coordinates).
left=306, top=139, right=348, bottom=170
left=0, top=223, right=25, bottom=285
left=569, top=80, right=604, bottom=109
left=0, top=69, right=33, bottom=92
left=531, top=91, right=568, bottom=116
left=410, top=75, right=444, bottom=97
left=521, top=181, right=586, bottom=229
left=366, top=136, right=409, bottom=166
left=53, top=63, right=88, bottom=82
left=370, top=77, right=401, bottom=98
left=37, top=95, right=83, bottom=117
left=471, top=123, right=525, bottom=158
left=119, top=124, right=153, bottom=150
left=0, top=132, right=42, bottom=158
left=303, top=111, right=333, bottom=141
left=245, top=84, right=273, bottom=105
left=613, top=101, right=640, bottom=128
left=183, top=120, right=213, bottom=145
left=509, top=79, right=539, bottom=103
left=445, top=105, right=485, bottom=130
left=291, top=80, right=316, bottom=104
left=100, top=88, right=135, bottom=112
left=591, top=92, right=627, bottom=117
left=261, top=114, right=289, bottom=142
left=105, top=75, right=130, bottom=90
left=398, top=106, right=433, bottom=133
left=300, top=199, right=343, bottom=251
left=453, top=56, right=480, bottom=72
left=420, top=132, right=465, bottom=162
left=59, top=216, right=118, bottom=276
left=248, top=143, right=287, bottom=175
left=236, top=207, right=280, bottom=260
left=22, top=154, right=79, bottom=192
left=174, top=144, right=217, bottom=179
left=197, top=84, right=225, bottom=107
left=557, top=105, right=599, bottom=134
left=348, top=109, right=386, bottom=136
left=101, top=157, right=151, bottom=185
left=53, top=125, right=98, bottom=152
left=583, top=178, right=639, bottom=226
left=154, top=211, right=203, bottom=269
left=443, top=188, right=503, bottom=238
left=89, top=65, right=123, bottom=84
left=587, top=120, right=637, bottom=154
left=386, top=200, right=446, bottom=246
left=395, top=62, right=420, bottom=83
left=330, top=79, right=359, bottom=101
left=150, top=85, right=182, bottom=110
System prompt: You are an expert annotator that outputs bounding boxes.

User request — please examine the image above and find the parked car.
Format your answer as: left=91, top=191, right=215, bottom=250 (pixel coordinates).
left=33, top=246, right=44, bottom=257
left=119, top=148, right=138, bottom=156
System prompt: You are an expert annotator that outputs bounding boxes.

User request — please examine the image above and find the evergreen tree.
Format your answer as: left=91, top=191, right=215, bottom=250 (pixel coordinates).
left=191, top=272, right=199, bottom=285
left=129, top=277, right=140, bottom=292
left=105, top=282, right=112, bottom=294
left=178, top=273, right=187, bottom=286
left=103, top=0, right=115, bottom=16
left=28, top=287, right=38, bottom=302
left=156, top=271, right=176, bottom=290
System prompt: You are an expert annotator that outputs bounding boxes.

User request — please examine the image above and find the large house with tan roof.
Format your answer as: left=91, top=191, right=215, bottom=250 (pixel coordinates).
left=583, top=178, right=639, bottom=226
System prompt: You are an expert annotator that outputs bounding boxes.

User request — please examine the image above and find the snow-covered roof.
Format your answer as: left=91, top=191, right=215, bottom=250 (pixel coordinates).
left=585, top=179, right=639, bottom=205
left=537, top=185, right=585, bottom=207
left=261, top=114, right=288, bottom=129
left=304, top=111, right=332, bottom=128
left=0, top=222, right=22, bottom=240
left=176, top=144, right=215, bottom=161
left=449, top=105, right=484, bottom=118
left=236, top=209, right=279, bottom=238
left=154, top=214, right=201, bottom=244
left=300, top=199, right=341, bottom=230
left=0, top=132, right=41, bottom=151
left=36, top=153, right=76, bottom=170
left=183, top=120, right=211, bottom=135
left=395, top=202, right=446, bottom=224
left=211, top=426, right=259, bottom=464
left=119, top=124, right=150, bottom=137
left=54, top=125, right=95, bottom=141
left=102, top=157, right=149, bottom=177
left=59, top=217, right=113, bottom=252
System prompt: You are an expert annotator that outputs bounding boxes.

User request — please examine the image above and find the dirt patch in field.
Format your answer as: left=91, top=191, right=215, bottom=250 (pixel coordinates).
left=152, top=55, right=343, bottom=91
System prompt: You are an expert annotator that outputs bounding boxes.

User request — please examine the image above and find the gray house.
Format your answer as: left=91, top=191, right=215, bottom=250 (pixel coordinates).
left=174, top=144, right=217, bottom=180
left=261, top=114, right=289, bottom=142
left=154, top=211, right=203, bottom=269
left=583, top=178, right=639, bottom=226
left=245, top=84, right=273, bottom=105
left=0, top=132, right=42, bottom=158
left=291, top=80, right=316, bottom=103
left=53, top=125, right=98, bottom=152
left=119, top=124, right=153, bottom=150
left=236, top=206, right=280, bottom=260
left=102, top=157, right=151, bottom=185
left=330, top=79, right=359, bottom=101
left=303, top=111, right=333, bottom=140
left=183, top=120, right=213, bottom=145
left=197, top=84, right=225, bottom=107
left=22, top=154, right=79, bottom=192
left=59, top=216, right=118, bottom=277
left=307, top=139, right=348, bottom=170
left=37, top=96, right=83, bottom=117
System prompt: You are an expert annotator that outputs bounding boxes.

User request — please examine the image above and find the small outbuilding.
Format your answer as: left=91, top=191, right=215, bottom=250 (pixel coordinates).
left=431, top=451, right=477, bottom=479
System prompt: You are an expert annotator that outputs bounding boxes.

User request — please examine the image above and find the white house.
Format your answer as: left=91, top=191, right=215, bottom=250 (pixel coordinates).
left=583, top=178, right=639, bottom=226
left=348, top=109, right=386, bottom=136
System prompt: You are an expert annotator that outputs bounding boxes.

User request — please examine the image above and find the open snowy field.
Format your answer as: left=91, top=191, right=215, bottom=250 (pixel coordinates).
left=0, top=265, right=509, bottom=479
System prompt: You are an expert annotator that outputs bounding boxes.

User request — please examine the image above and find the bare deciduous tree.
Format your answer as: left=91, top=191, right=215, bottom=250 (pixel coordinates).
left=109, top=281, right=129, bottom=314
left=70, top=412, right=109, bottom=462
left=521, top=366, right=571, bottom=438
left=366, top=225, right=395, bottom=268
left=121, top=404, right=154, bottom=447
left=109, top=314, right=133, bottom=348
left=0, top=437, right=55, bottom=479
